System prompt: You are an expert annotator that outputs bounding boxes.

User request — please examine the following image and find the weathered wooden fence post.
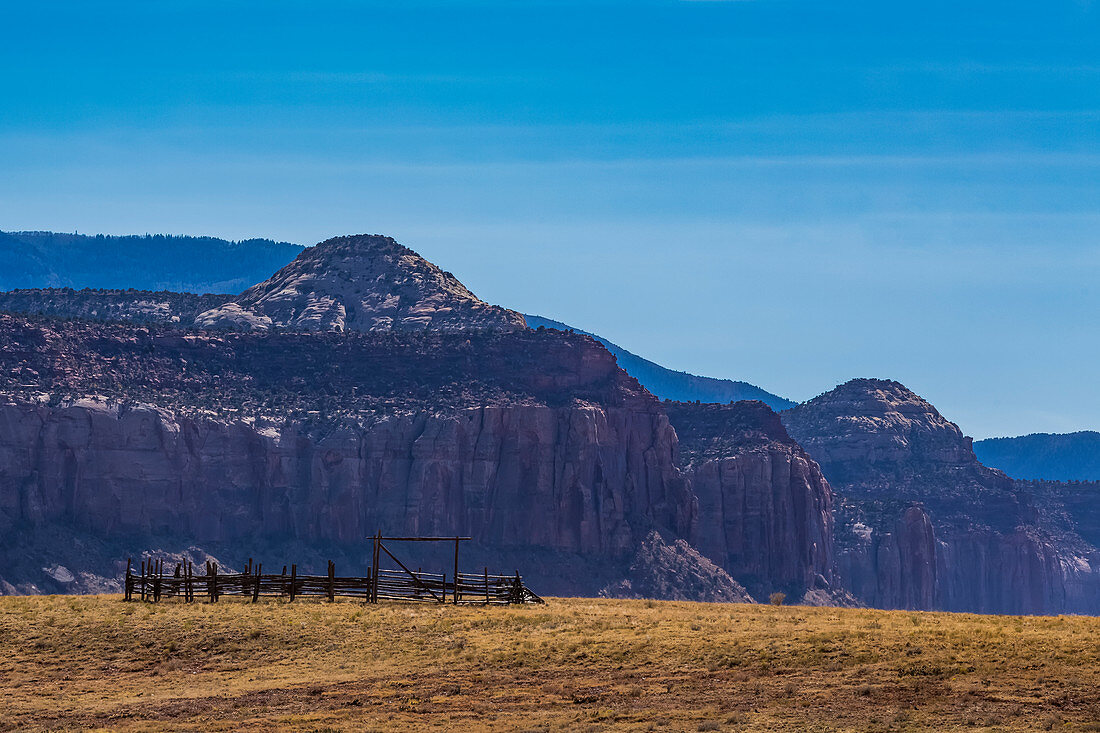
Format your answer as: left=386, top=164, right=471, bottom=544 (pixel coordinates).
left=125, top=558, right=132, bottom=601
left=290, top=564, right=297, bottom=602
left=484, top=567, right=489, bottom=605
left=371, top=532, right=381, bottom=603
left=327, top=560, right=335, bottom=602
left=253, top=563, right=262, bottom=603
left=453, top=537, right=460, bottom=605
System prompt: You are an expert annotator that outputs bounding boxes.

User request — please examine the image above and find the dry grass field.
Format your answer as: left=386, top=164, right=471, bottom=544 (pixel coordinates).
left=1, top=595, right=1099, bottom=732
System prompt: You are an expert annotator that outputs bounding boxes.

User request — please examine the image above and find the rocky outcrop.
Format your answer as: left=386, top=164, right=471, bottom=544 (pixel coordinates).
left=194, top=235, right=526, bottom=333
left=0, top=533, right=228, bottom=596
left=1012, top=478, right=1100, bottom=612
left=0, top=233, right=832, bottom=603
left=600, top=530, right=754, bottom=603
left=782, top=378, right=1100, bottom=614
left=665, top=401, right=836, bottom=601
left=193, top=302, right=272, bottom=331
left=780, top=378, right=980, bottom=490
left=0, top=313, right=650, bottom=420
left=0, top=288, right=228, bottom=325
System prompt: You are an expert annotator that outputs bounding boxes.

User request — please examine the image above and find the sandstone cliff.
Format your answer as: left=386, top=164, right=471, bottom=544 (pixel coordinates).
left=0, top=313, right=697, bottom=595
left=0, top=399, right=693, bottom=594
left=665, top=401, right=838, bottom=603
left=782, top=378, right=1100, bottom=614
left=194, top=234, right=526, bottom=333
left=0, top=313, right=842, bottom=602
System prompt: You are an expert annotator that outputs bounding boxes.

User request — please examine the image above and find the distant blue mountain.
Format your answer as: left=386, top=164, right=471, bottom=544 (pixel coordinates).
left=974, top=431, right=1100, bottom=482
left=0, top=231, right=303, bottom=294
left=524, top=315, right=795, bottom=411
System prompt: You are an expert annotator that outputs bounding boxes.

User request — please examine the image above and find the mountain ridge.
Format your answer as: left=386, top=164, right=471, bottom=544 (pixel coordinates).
left=1, top=232, right=1098, bottom=613
left=524, top=314, right=795, bottom=411
left=0, top=231, right=793, bottom=409
left=0, top=231, right=303, bottom=294
left=0, top=233, right=832, bottom=602
left=975, top=431, right=1100, bottom=482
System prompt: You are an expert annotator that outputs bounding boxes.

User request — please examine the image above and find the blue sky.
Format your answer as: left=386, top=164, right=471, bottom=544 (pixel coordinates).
left=2, top=0, right=1098, bottom=438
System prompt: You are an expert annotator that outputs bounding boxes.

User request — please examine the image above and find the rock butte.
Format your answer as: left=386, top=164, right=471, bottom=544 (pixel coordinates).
left=782, top=378, right=1100, bottom=614
left=194, top=234, right=527, bottom=333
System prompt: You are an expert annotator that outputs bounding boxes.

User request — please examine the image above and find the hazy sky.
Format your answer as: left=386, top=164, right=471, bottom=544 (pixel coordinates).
left=2, top=1, right=1099, bottom=438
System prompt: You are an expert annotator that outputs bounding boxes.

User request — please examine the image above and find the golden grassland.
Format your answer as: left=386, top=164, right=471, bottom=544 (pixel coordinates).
left=0, top=596, right=1099, bottom=731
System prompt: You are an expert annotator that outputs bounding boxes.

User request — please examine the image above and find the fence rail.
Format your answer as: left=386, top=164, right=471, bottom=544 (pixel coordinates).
left=124, top=558, right=543, bottom=605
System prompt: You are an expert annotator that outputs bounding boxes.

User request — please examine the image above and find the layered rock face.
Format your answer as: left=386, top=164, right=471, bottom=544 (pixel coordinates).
left=0, top=288, right=228, bottom=325
left=0, top=401, right=688, bottom=560
left=194, top=234, right=526, bottom=333
left=0, top=314, right=645, bottom=419
left=782, top=378, right=1099, bottom=614
left=664, top=401, right=837, bottom=603
left=0, top=313, right=699, bottom=595
left=0, top=312, right=845, bottom=602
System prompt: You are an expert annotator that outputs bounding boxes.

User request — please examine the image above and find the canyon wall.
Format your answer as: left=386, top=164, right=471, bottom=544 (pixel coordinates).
left=0, top=396, right=842, bottom=603
left=0, top=400, right=700, bottom=596
left=783, top=378, right=1100, bottom=614
left=0, top=311, right=840, bottom=601
left=0, top=400, right=692, bottom=555
left=0, top=312, right=694, bottom=594
left=665, top=401, right=837, bottom=602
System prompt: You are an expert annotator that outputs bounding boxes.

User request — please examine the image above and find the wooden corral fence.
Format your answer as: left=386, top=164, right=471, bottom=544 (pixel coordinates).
left=123, top=534, right=544, bottom=606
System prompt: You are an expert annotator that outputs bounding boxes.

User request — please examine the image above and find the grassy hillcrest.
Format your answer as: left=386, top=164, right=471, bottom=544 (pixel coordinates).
left=1, top=595, right=1098, bottom=731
